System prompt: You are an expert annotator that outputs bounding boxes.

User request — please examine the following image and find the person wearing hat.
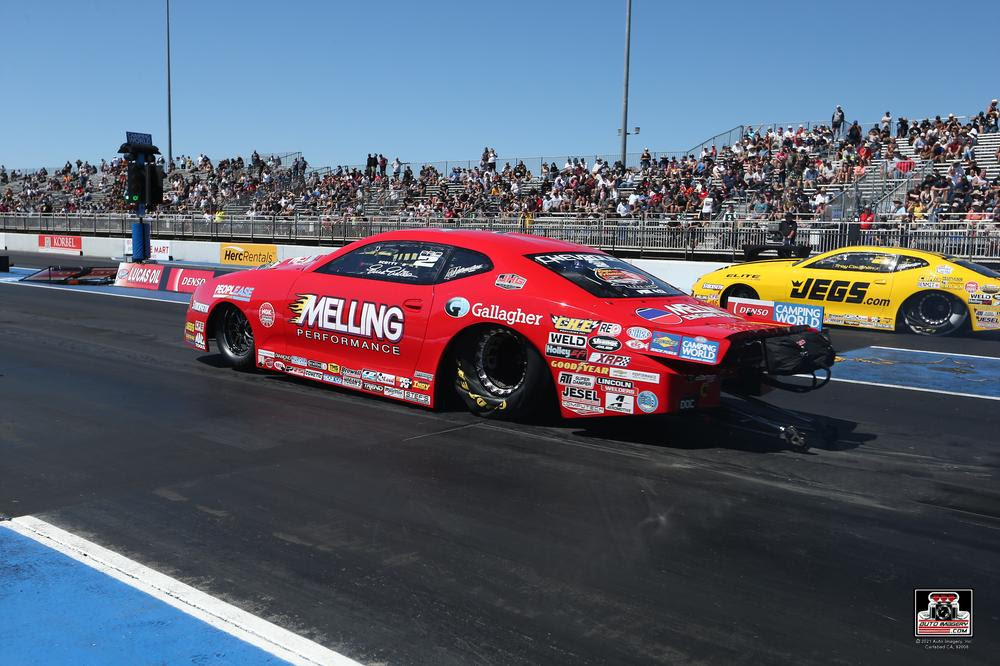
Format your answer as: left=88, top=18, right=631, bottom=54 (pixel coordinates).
left=832, top=105, right=845, bottom=139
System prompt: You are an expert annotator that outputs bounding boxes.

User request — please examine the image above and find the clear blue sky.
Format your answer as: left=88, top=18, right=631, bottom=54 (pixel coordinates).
left=3, top=0, right=998, bottom=170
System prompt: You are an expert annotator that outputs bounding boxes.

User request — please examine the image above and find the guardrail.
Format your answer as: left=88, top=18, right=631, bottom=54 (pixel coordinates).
left=2, top=213, right=997, bottom=262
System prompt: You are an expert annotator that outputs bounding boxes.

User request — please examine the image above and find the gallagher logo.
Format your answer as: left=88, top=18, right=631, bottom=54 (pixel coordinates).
left=445, top=297, right=471, bottom=318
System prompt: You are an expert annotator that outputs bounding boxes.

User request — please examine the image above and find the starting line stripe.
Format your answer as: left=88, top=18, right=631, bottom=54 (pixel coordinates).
left=868, top=345, right=1000, bottom=361
left=2, top=517, right=361, bottom=666
left=803, top=375, right=1000, bottom=402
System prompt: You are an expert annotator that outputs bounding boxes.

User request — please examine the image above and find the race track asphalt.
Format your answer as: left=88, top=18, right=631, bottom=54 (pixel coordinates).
left=1, top=274, right=997, bottom=665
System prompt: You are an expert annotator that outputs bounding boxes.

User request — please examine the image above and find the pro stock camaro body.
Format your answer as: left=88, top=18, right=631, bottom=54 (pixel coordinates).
left=184, top=230, right=833, bottom=419
left=691, top=246, right=1000, bottom=336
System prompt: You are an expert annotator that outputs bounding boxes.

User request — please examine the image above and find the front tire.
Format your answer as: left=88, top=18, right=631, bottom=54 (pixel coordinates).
left=720, top=284, right=759, bottom=307
left=216, top=305, right=256, bottom=369
left=901, top=291, right=967, bottom=336
left=453, top=327, right=551, bottom=419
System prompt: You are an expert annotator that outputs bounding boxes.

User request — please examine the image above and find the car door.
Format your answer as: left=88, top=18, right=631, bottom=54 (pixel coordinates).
left=283, top=240, right=443, bottom=382
left=787, top=250, right=897, bottom=326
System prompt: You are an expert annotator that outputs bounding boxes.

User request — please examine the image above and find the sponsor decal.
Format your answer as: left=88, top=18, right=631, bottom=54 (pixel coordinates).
left=701, top=282, right=725, bottom=291
left=636, top=391, right=659, bottom=413
left=287, top=366, right=307, bottom=377
left=445, top=296, right=470, bottom=318
left=598, top=377, right=633, bottom=390
left=125, top=238, right=171, bottom=261
left=289, top=294, right=404, bottom=355
left=605, top=393, right=634, bottom=414
left=404, top=391, right=431, bottom=405
left=625, top=339, right=648, bottom=350
left=326, top=362, right=341, bottom=373
left=679, top=337, right=721, bottom=364
left=383, top=386, right=405, bottom=399
left=561, top=386, right=600, bottom=405
left=548, top=332, right=587, bottom=348
left=982, top=284, right=999, bottom=294
left=494, top=273, right=527, bottom=290
left=472, top=303, right=542, bottom=326
left=258, top=302, right=276, bottom=327
left=789, top=278, right=890, bottom=307
left=935, top=264, right=953, bottom=275
left=588, top=336, right=622, bottom=352
left=363, top=382, right=384, bottom=393
left=194, top=320, right=205, bottom=333
left=303, top=368, right=324, bottom=381
left=213, top=284, right=255, bottom=302
left=323, top=374, right=343, bottom=384
left=917, top=281, right=941, bottom=289
left=38, top=234, right=82, bottom=254
left=342, top=377, right=363, bottom=389
left=558, top=372, right=596, bottom=389
left=545, top=344, right=587, bottom=360
left=551, top=316, right=599, bottom=333
left=587, top=352, right=631, bottom=367
left=596, top=322, right=623, bottom=337
left=185, top=321, right=195, bottom=333
left=291, top=356, right=308, bottom=367
left=594, top=268, right=651, bottom=288
left=414, top=370, right=434, bottom=381
left=257, top=349, right=275, bottom=358
left=398, top=377, right=412, bottom=389
left=728, top=298, right=776, bottom=320
left=220, top=242, right=278, bottom=266
left=362, top=369, right=378, bottom=381
left=549, top=360, right=611, bottom=375
left=965, top=281, right=980, bottom=294
left=914, top=590, right=972, bottom=636
left=610, top=367, right=660, bottom=384
left=635, top=302, right=734, bottom=324
left=307, top=360, right=325, bottom=369
left=413, top=380, right=431, bottom=391
left=274, top=361, right=286, bottom=371
left=626, top=326, right=651, bottom=340
left=191, top=300, right=210, bottom=314
left=968, top=294, right=991, bottom=305
left=376, top=372, right=396, bottom=385
left=343, top=368, right=361, bottom=379
left=114, top=262, right=165, bottom=290
left=774, top=302, right=824, bottom=329
left=649, top=332, right=682, bottom=356
left=561, top=400, right=604, bottom=416
left=166, top=268, right=215, bottom=293
left=724, top=272, right=760, bottom=280
left=679, top=398, right=696, bottom=410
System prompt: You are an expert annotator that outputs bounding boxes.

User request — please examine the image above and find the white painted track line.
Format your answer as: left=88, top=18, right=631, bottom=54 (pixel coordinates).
left=3, top=517, right=362, bottom=666
left=795, top=374, right=1000, bottom=401
left=868, top=345, right=1000, bottom=361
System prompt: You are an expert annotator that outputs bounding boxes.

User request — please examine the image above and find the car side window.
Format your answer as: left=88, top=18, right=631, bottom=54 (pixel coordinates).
left=806, top=251, right=896, bottom=273
left=316, top=241, right=447, bottom=284
left=439, top=247, right=493, bottom=282
left=894, top=255, right=929, bottom=272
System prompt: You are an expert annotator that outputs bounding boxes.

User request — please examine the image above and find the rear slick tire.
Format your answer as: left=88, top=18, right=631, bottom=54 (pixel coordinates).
left=216, top=306, right=256, bottom=370
left=453, top=326, right=551, bottom=420
left=901, top=291, right=967, bottom=336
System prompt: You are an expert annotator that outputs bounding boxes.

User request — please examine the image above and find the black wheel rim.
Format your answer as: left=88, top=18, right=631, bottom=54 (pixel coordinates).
left=223, top=308, right=253, bottom=356
left=912, top=293, right=952, bottom=327
left=475, top=329, right=527, bottom=396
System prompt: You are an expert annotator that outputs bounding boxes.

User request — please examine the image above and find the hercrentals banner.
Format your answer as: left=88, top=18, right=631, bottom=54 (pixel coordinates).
left=219, top=242, right=278, bottom=266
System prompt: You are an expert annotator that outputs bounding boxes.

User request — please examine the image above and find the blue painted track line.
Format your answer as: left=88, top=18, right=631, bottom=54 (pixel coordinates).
left=0, top=526, right=288, bottom=666
left=831, top=346, right=1000, bottom=400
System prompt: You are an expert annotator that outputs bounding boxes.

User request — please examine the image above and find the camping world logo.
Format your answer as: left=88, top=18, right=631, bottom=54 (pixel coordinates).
left=914, top=589, right=973, bottom=636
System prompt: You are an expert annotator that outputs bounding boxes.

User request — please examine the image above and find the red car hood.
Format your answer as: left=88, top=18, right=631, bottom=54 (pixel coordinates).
left=595, top=298, right=792, bottom=365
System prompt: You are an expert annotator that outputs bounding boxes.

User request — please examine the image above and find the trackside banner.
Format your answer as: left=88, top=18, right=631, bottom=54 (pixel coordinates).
left=115, top=263, right=228, bottom=293
left=727, top=297, right=824, bottom=330
left=38, top=234, right=82, bottom=255
left=219, top=242, right=278, bottom=266
left=124, top=238, right=172, bottom=261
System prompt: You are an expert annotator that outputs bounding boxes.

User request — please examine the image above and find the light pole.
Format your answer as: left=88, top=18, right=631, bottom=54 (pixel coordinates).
left=166, top=0, right=173, bottom=165
left=619, top=0, right=632, bottom=167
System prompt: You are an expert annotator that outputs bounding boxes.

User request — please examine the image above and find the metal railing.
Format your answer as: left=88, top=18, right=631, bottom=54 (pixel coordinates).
left=2, top=213, right=997, bottom=262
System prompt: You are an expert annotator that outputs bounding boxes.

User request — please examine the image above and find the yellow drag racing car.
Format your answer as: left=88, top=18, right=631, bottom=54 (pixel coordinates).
left=691, top=246, right=1000, bottom=335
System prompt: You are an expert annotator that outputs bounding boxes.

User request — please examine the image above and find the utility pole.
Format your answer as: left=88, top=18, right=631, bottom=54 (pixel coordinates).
left=620, top=0, right=632, bottom=167
left=166, top=0, right=173, bottom=165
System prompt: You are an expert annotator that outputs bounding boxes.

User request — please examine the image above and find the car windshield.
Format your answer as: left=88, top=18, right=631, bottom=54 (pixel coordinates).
left=528, top=252, right=685, bottom=298
left=946, top=258, right=1000, bottom=279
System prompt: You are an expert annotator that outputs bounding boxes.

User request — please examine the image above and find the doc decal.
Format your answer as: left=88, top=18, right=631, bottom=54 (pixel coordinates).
left=289, top=294, right=404, bottom=355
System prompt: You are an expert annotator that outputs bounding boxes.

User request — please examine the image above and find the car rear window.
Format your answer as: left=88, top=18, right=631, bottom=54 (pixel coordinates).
left=528, top=252, right=684, bottom=299
left=947, top=258, right=1000, bottom=279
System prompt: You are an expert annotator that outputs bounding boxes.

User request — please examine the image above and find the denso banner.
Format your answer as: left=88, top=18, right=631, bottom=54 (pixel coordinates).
left=114, top=262, right=166, bottom=290
left=38, top=234, right=82, bottom=255
left=125, top=238, right=171, bottom=261
left=165, top=268, right=216, bottom=293
left=728, top=297, right=824, bottom=330
left=219, top=242, right=278, bottom=266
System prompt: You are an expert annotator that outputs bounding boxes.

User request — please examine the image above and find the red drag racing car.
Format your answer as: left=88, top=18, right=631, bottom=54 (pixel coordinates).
left=183, top=230, right=833, bottom=419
